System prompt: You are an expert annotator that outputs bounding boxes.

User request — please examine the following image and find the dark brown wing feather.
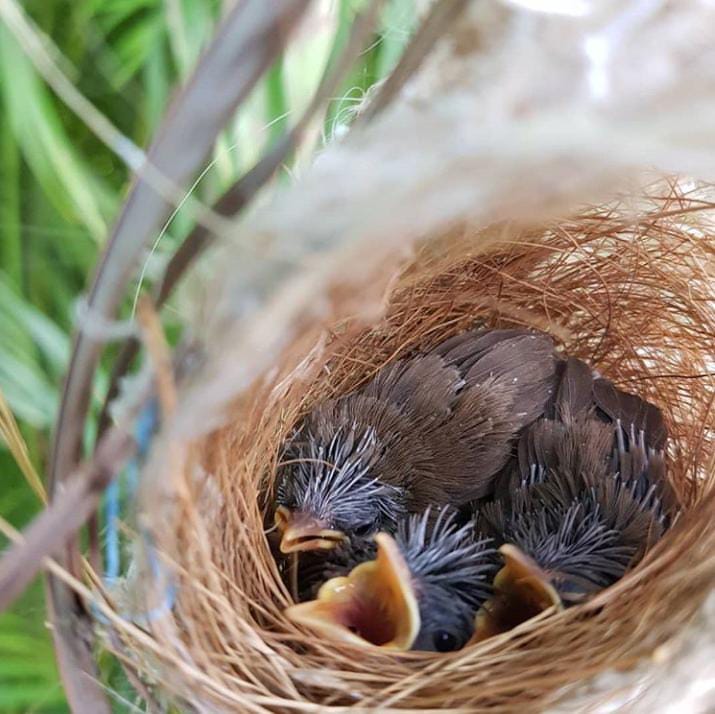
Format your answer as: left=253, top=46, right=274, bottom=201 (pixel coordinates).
left=642, top=449, right=679, bottom=515
left=435, top=328, right=535, bottom=372
left=426, top=331, right=558, bottom=504
left=507, top=357, right=594, bottom=488
left=591, top=374, right=675, bottom=511
left=323, top=328, right=558, bottom=509
left=593, top=378, right=667, bottom=450
left=555, top=357, right=594, bottom=419
left=518, top=358, right=671, bottom=498
left=360, top=353, right=462, bottom=420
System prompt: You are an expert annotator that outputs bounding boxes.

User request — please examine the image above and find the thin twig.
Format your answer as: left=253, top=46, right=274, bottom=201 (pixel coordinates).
left=136, top=296, right=177, bottom=418
left=107, top=629, right=163, bottom=714
left=356, top=0, right=470, bottom=125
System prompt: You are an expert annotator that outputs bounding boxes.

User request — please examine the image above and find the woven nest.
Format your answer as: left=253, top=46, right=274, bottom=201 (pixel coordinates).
left=81, top=6, right=715, bottom=711
left=109, top=187, right=715, bottom=712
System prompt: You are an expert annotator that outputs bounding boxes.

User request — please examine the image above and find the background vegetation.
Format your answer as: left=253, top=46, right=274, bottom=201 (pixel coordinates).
left=0, top=0, right=415, bottom=710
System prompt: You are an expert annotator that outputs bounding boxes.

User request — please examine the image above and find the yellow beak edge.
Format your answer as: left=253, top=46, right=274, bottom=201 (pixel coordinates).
left=472, top=543, right=563, bottom=642
left=275, top=506, right=349, bottom=554
left=285, top=533, right=420, bottom=650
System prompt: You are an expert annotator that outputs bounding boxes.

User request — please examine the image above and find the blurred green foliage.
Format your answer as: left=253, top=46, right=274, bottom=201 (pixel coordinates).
left=0, top=0, right=415, bottom=710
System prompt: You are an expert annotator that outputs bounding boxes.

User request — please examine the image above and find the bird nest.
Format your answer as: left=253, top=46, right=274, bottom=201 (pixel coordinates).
left=110, top=187, right=715, bottom=712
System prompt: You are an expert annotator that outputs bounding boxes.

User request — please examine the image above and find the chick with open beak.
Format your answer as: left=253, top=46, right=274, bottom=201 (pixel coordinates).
left=472, top=357, right=676, bottom=640
left=285, top=509, right=498, bottom=652
left=275, top=329, right=558, bottom=554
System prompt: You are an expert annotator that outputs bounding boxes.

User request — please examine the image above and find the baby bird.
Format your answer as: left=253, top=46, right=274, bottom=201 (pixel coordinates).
left=285, top=509, right=498, bottom=652
left=473, top=357, right=677, bottom=638
left=275, top=329, right=558, bottom=553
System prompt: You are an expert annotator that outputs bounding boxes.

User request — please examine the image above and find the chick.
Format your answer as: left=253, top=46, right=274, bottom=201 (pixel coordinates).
left=473, top=357, right=676, bottom=638
left=274, top=329, right=558, bottom=553
left=285, top=508, right=498, bottom=652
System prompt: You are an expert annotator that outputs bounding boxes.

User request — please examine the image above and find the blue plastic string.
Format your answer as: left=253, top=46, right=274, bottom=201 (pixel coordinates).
left=135, top=399, right=158, bottom=459
left=98, top=398, right=177, bottom=625
left=103, top=399, right=158, bottom=580
left=125, top=459, right=139, bottom=501
left=130, top=530, right=178, bottom=626
left=104, top=478, right=121, bottom=582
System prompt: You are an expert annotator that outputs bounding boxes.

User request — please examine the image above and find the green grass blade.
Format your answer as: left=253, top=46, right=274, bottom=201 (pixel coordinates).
left=377, top=0, right=417, bottom=77
left=264, top=55, right=289, bottom=145
left=0, top=110, right=22, bottom=287
left=0, top=25, right=108, bottom=242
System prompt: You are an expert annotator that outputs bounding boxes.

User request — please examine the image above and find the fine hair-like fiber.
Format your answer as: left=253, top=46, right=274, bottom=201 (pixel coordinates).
left=112, top=184, right=715, bottom=712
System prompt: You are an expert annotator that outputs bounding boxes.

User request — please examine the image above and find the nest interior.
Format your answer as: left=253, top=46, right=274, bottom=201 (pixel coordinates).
left=123, top=188, right=715, bottom=712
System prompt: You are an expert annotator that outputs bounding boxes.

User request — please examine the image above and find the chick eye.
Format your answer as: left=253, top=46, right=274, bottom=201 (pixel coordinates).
left=352, top=523, right=374, bottom=538
left=433, top=630, right=458, bottom=653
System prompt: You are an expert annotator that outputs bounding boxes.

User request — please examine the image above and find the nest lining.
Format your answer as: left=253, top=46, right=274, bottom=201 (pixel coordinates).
left=119, top=189, right=715, bottom=712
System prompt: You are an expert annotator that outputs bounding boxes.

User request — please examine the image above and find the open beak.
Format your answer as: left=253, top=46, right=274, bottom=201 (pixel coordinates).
left=472, top=544, right=563, bottom=642
left=285, top=533, right=420, bottom=650
left=275, top=506, right=348, bottom=554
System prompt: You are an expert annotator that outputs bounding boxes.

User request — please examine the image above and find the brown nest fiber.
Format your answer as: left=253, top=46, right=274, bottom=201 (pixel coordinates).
left=111, top=186, right=715, bottom=712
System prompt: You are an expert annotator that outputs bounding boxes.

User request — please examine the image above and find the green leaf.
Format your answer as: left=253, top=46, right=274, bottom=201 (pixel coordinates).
left=142, top=36, right=171, bottom=132
left=264, top=56, right=288, bottom=145
left=110, top=13, right=162, bottom=87
left=0, top=25, right=108, bottom=242
left=0, top=110, right=22, bottom=288
left=0, top=273, right=70, bottom=373
left=377, top=0, right=417, bottom=77
left=0, top=557, right=66, bottom=711
left=90, top=0, right=157, bottom=34
left=0, top=350, right=57, bottom=428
